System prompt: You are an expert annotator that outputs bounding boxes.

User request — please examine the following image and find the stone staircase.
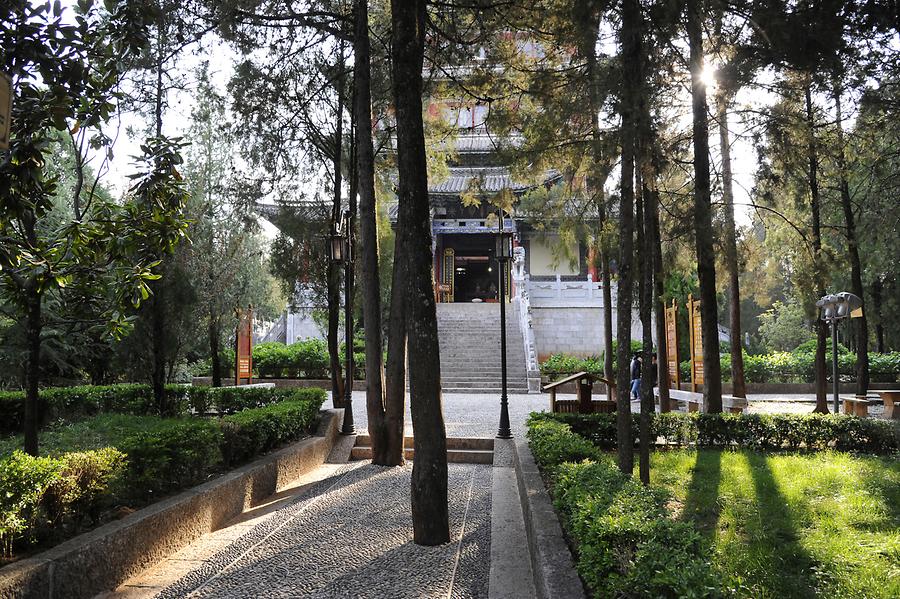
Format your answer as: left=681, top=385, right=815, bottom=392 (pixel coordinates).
left=351, top=435, right=494, bottom=464
left=436, top=302, right=529, bottom=394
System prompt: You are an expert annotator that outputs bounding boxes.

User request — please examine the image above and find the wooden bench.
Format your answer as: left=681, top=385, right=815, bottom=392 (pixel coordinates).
left=653, top=388, right=749, bottom=414
left=543, top=372, right=616, bottom=414
left=873, top=390, right=900, bottom=420
left=841, top=395, right=877, bottom=417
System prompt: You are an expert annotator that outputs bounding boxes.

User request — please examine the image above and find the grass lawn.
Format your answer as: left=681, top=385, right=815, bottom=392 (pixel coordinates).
left=649, top=449, right=900, bottom=598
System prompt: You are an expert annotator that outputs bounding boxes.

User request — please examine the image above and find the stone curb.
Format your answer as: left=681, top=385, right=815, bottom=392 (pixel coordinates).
left=0, top=410, right=342, bottom=599
left=512, top=438, right=586, bottom=599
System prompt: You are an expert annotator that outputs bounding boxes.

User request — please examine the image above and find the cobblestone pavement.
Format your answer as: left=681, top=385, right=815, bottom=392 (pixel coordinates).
left=335, top=391, right=885, bottom=438
left=153, top=462, right=492, bottom=599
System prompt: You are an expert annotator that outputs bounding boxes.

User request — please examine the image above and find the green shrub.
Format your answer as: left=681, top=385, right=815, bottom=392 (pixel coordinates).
left=117, top=419, right=223, bottom=500
left=0, top=451, right=60, bottom=557
left=221, top=399, right=322, bottom=466
left=538, top=425, right=721, bottom=597
left=0, top=448, right=123, bottom=557
left=209, top=386, right=325, bottom=414
left=529, top=411, right=900, bottom=453
left=42, top=448, right=126, bottom=529
left=526, top=417, right=599, bottom=469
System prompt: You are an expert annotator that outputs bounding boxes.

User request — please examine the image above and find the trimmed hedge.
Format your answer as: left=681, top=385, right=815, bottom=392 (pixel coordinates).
left=541, top=350, right=900, bottom=384
left=0, top=385, right=328, bottom=433
left=0, top=390, right=326, bottom=558
left=527, top=419, right=722, bottom=597
left=199, top=339, right=366, bottom=379
left=530, top=412, right=900, bottom=453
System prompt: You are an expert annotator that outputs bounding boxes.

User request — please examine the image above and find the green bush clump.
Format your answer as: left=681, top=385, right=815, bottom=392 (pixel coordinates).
left=0, top=448, right=124, bottom=558
left=530, top=420, right=721, bottom=597
left=679, top=350, right=900, bottom=384
left=0, top=384, right=327, bottom=432
left=529, top=411, right=900, bottom=453
left=221, top=399, right=322, bottom=465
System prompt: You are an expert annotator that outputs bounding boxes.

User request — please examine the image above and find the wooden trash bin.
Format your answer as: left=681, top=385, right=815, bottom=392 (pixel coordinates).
left=543, top=371, right=616, bottom=414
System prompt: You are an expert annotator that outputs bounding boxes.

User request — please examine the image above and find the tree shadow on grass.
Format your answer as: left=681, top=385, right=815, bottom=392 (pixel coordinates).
left=681, top=449, right=723, bottom=548
left=744, top=451, right=819, bottom=598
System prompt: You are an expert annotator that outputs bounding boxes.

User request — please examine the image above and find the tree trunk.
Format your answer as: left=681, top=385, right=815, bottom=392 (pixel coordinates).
left=391, top=0, right=449, bottom=546
left=384, top=227, right=408, bottom=464
left=805, top=84, right=829, bottom=413
left=579, top=0, right=614, bottom=397
left=652, top=185, right=670, bottom=412
left=329, top=70, right=346, bottom=409
left=23, top=287, right=41, bottom=456
left=637, top=155, right=653, bottom=486
left=615, top=0, right=641, bottom=475
left=209, top=313, right=222, bottom=387
left=717, top=92, right=746, bottom=398
left=354, top=0, right=396, bottom=465
left=149, top=283, right=168, bottom=415
left=872, top=277, right=884, bottom=353
left=833, top=85, right=869, bottom=396
left=686, top=0, right=723, bottom=413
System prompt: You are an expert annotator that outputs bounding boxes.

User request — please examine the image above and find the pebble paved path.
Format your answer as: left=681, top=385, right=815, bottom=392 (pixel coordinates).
left=153, top=462, right=492, bottom=599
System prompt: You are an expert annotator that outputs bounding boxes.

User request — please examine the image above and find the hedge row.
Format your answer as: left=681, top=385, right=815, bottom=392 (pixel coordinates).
left=527, top=419, right=721, bottom=597
left=530, top=411, right=900, bottom=453
left=541, top=350, right=900, bottom=384
left=0, top=385, right=327, bottom=433
left=198, top=340, right=366, bottom=379
left=0, top=392, right=325, bottom=558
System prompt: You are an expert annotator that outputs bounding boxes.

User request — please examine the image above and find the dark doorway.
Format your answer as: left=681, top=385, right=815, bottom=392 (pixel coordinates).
left=443, top=233, right=498, bottom=302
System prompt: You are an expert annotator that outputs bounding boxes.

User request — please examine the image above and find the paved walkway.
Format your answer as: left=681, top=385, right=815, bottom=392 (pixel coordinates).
left=100, top=391, right=868, bottom=599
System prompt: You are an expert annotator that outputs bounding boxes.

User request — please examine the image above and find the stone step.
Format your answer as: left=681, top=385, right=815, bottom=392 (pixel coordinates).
left=354, top=435, right=494, bottom=451
left=350, top=435, right=494, bottom=464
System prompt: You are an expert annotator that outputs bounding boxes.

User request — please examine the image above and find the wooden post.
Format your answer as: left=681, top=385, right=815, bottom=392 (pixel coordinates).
left=577, top=376, right=593, bottom=413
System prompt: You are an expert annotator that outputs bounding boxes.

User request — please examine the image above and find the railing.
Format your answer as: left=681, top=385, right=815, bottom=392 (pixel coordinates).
left=526, top=274, right=607, bottom=303
left=511, top=247, right=539, bottom=388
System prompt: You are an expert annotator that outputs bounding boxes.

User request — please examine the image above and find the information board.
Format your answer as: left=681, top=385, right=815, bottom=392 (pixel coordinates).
left=688, top=294, right=704, bottom=391
left=664, top=299, right=680, bottom=388
left=235, top=306, right=253, bottom=385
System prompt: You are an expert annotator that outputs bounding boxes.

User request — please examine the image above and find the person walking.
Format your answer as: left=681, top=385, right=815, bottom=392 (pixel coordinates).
left=630, top=353, right=642, bottom=400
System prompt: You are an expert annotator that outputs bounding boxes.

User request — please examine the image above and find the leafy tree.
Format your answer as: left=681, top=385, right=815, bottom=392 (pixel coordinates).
left=0, top=2, right=189, bottom=453
left=758, top=299, right=815, bottom=352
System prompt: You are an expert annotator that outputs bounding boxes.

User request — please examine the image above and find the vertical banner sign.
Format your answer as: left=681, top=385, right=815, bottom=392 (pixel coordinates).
left=440, top=248, right=454, bottom=303
left=665, top=299, right=680, bottom=389
left=0, top=72, right=12, bottom=150
left=688, top=294, right=704, bottom=392
left=235, top=306, right=253, bottom=385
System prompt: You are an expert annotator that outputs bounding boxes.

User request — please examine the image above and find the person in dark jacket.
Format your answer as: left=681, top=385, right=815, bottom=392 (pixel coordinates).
left=630, top=353, right=642, bottom=399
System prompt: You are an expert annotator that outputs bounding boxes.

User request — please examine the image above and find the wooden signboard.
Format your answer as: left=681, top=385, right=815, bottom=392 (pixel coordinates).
left=688, top=293, right=703, bottom=391
left=0, top=72, right=12, bottom=150
left=665, top=299, right=680, bottom=389
left=235, top=306, right=253, bottom=385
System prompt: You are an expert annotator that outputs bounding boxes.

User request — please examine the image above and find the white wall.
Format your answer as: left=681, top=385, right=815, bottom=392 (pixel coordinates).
left=532, top=306, right=654, bottom=360
left=527, top=234, right=580, bottom=276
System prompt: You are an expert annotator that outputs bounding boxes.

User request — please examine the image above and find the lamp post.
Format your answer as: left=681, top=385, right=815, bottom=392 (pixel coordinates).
left=816, top=292, right=863, bottom=413
left=496, top=212, right=513, bottom=439
left=328, top=211, right=355, bottom=435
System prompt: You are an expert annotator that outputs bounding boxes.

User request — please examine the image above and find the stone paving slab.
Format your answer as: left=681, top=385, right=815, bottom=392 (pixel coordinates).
left=146, top=462, right=491, bottom=599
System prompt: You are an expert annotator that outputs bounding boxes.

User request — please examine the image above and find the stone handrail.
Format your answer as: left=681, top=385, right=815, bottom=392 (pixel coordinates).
left=512, top=247, right=540, bottom=391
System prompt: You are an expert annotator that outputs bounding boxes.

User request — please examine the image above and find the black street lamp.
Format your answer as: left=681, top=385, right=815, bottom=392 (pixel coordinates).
left=328, top=211, right=355, bottom=435
left=816, top=291, right=863, bottom=413
left=496, top=213, right=513, bottom=439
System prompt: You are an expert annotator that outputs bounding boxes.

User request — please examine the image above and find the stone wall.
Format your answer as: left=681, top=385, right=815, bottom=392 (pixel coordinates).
left=532, top=306, right=653, bottom=361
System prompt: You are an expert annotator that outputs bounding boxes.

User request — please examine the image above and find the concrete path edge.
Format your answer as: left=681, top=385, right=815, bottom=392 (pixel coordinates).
left=512, top=437, right=586, bottom=599
left=0, top=409, right=342, bottom=599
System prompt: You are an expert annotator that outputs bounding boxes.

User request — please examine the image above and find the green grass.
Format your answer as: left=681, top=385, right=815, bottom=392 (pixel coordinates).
left=0, top=413, right=196, bottom=457
left=649, top=449, right=900, bottom=598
